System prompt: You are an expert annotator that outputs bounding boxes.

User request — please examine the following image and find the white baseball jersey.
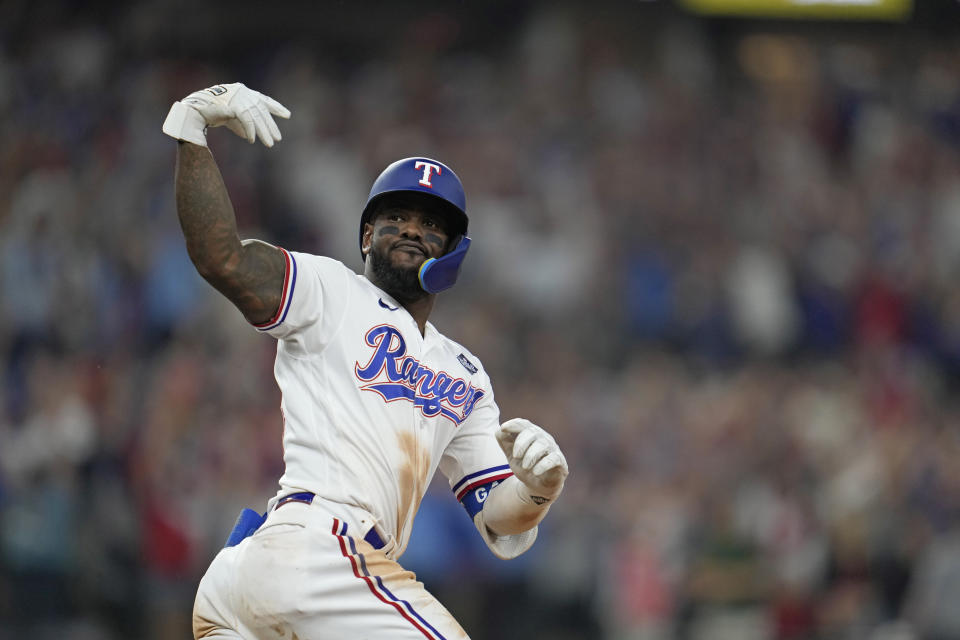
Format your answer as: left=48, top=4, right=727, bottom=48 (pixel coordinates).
left=252, top=248, right=514, bottom=558
left=193, top=249, right=537, bottom=639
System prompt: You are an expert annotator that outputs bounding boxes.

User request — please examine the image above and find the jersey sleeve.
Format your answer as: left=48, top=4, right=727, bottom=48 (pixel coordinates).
left=250, top=250, right=351, bottom=354
left=439, top=373, right=513, bottom=518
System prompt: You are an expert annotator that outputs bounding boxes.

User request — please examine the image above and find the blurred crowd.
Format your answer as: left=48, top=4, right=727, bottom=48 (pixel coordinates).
left=2, top=2, right=960, bottom=639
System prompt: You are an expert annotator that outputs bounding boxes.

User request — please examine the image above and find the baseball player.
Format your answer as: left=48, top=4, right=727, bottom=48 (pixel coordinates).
left=162, top=83, right=569, bottom=639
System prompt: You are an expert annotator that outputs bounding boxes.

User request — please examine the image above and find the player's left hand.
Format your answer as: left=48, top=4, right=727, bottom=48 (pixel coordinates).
left=496, top=418, right=568, bottom=504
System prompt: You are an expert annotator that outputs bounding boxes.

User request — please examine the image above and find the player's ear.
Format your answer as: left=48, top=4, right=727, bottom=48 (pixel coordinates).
left=362, top=222, right=374, bottom=255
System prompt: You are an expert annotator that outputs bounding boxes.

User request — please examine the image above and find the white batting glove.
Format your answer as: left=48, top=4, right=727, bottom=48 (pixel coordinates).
left=162, top=82, right=290, bottom=148
left=496, top=418, right=568, bottom=505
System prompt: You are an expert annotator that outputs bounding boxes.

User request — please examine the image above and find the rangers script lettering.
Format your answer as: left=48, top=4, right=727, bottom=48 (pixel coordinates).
left=355, top=324, right=485, bottom=425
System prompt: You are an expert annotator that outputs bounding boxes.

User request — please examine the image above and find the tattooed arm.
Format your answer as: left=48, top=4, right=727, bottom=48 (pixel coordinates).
left=174, top=141, right=286, bottom=325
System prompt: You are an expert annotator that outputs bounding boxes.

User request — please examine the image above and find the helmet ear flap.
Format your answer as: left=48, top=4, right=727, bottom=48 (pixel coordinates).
left=445, top=233, right=463, bottom=256
left=418, top=236, right=471, bottom=294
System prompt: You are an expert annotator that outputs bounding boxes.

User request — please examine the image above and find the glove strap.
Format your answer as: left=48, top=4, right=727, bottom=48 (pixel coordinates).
left=515, top=475, right=563, bottom=506
left=162, top=101, right=208, bottom=146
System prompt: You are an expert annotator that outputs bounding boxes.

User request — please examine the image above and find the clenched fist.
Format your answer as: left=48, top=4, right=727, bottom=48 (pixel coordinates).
left=496, top=418, right=568, bottom=504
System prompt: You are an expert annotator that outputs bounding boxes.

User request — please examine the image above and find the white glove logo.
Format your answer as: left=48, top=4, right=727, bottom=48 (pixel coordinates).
left=162, top=82, right=290, bottom=148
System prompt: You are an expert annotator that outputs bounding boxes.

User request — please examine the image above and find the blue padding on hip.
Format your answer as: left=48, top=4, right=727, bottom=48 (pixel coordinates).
left=419, top=236, right=471, bottom=294
left=224, top=508, right=267, bottom=548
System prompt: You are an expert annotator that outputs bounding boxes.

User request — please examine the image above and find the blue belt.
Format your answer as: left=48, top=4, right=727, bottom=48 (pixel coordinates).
left=274, top=491, right=316, bottom=508
left=275, top=492, right=386, bottom=550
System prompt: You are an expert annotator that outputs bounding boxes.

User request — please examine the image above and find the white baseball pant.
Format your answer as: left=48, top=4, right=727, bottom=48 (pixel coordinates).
left=193, top=495, right=470, bottom=640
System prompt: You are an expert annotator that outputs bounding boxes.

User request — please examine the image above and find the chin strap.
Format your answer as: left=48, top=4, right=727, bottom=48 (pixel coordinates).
left=418, top=236, right=471, bottom=294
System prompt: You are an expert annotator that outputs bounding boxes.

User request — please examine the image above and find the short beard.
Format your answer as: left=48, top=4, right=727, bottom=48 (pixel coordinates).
left=369, top=245, right=427, bottom=304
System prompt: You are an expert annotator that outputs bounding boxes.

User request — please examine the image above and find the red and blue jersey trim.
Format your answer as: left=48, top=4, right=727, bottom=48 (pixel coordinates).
left=253, top=248, right=297, bottom=332
left=332, top=518, right=449, bottom=640
left=452, top=464, right=513, bottom=502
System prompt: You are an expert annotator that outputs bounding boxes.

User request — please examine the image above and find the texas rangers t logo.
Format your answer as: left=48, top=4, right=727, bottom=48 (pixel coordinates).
left=414, top=161, right=441, bottom=187
left=354, top=324, right=484, bottom=425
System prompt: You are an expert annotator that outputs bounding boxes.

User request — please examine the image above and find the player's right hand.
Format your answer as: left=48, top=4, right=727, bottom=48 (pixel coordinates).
left=496, top=418, right=568, bottom=504
left=162, top=83, right=290, bottom=148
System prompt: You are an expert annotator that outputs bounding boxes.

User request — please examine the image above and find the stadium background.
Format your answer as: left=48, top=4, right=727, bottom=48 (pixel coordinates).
left=3, top=0, right=960, bottom=638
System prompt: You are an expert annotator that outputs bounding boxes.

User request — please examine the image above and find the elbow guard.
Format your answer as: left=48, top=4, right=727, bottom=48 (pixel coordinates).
left=470, top=476, right=555, bottom=560
left=473, top=509, right=539, bottom=561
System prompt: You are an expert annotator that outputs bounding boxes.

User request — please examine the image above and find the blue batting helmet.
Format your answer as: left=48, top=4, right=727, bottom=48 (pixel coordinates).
left=358, top=157, right=469, bottom=259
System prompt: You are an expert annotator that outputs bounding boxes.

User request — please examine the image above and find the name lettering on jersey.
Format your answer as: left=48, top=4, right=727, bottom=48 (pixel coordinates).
left=414, top=161, right=441, bottom=187
left=475, top=479, right=502, bottom=504
left=355, top=324, right=484, bottom=426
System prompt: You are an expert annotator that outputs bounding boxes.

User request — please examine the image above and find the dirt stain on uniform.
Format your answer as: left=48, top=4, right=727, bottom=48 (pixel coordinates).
left=354, top=540, right=471, bottom=640
left=396, top=430, right=431, bottom=536
left=514, top=505, right=546, bottom=531
left=193, top=615, right=218, bottom=639
left=356, top=539, right=417, bottom=581
left=260, top=620, right=299, bottom=639
left=432, top=607, right=472, bottom=640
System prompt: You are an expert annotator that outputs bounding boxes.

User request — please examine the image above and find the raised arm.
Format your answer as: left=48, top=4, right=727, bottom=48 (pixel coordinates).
left=174, top=142, right=285, bottom=324
left=163, top=83, right=291, bottom=325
